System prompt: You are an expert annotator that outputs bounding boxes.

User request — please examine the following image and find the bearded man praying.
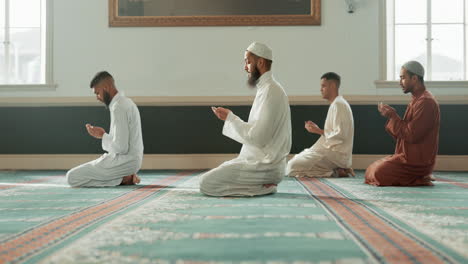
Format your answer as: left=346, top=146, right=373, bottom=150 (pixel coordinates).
left=66, top=71, right=144, bottom=187
left=365, top=61, right=440, bottom=187
left=200, top=42, right=292, bottom=197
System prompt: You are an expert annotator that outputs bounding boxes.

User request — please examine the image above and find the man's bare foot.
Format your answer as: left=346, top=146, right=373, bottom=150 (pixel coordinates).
left=336, top=168, right=356, bottom=177
left=120, top=174, right=140, bottom=185
left=263, top=183, right=277, bottom=188
left=345, top=168, right=356, bottom=177
left=132, top=174, right=141, bottom=184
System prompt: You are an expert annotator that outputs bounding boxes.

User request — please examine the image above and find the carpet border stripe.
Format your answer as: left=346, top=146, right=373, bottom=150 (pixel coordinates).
left=0, top=175, right=63, bottom=191
left=298, top=178, right=448, bottom=264
left=322, top=178, right=459, bottom=264
left=434, top=177, right=468, bottom=188
left=0, top=171, right=195, bottom=263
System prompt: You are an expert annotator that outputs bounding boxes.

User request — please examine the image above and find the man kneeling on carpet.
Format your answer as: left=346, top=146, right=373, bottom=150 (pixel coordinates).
left=66, top=71, right=144, bottom=187
left=365, top=61, right=440, bottom=186
left=199, top=42, right=292, bottom=196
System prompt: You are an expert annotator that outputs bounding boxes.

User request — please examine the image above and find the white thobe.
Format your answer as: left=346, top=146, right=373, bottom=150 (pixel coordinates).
left=200, top=71, right=292, bottom=196
left=287, top=96, right=354, bottom=177
left=66, top=92, right=144, bottom=187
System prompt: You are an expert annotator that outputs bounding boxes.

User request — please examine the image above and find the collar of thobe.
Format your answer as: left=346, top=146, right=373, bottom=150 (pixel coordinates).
left=331, top=95, right=342, bottom=104
left=109, top=92, right=123, bottom=111
left=256, top=71, right=273, bottom=89
left=411, top=89, right=427, bottom=100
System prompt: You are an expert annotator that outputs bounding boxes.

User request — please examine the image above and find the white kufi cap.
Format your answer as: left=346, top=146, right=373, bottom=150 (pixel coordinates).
left=402, top=61, right=425, bottom=77
left=246, top=42, right=273, bottom=60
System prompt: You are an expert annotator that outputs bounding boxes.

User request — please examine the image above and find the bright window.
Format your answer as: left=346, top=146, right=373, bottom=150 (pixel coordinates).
left=386, top=0, right=467, bottom=81
left=0, top=0, right=48, bottom=85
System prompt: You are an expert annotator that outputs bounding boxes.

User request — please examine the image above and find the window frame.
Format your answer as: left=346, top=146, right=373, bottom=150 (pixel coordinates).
left=0, top=0, right=56, bottom=91
left=376, top=0, right=468, bottom=89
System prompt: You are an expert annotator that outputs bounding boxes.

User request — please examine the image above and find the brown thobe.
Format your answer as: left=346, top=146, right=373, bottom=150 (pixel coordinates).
left=365, top=90, right=440, bottom=186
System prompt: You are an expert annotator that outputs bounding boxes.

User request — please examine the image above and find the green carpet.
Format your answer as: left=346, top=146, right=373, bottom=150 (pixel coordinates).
left=0, top=170, right=466, bottom=264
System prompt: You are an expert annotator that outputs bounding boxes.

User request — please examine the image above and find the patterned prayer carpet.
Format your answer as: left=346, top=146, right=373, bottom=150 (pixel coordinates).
left=0, top=170, right=467, bottom=264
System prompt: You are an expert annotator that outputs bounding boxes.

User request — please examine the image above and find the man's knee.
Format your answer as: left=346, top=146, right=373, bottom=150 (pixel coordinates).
left=66, top=168, right=82, bottom=187
left=199, top=170, right=225, bottom=196
left=368, top=159, right=393, bottom=182
left=286, top=156, right=301, bottom=175
left=199, top=173, right=214, bottom=194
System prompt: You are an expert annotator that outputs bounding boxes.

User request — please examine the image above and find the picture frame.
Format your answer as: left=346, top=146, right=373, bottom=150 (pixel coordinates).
left=109, top=0, right=321, bottom=27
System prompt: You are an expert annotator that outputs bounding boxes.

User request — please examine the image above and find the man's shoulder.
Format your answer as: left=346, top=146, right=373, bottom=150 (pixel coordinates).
left=114, top=96, right=138, bottom=111
left=335, top=96, right=350, bottom=103
left=333, top=96, right=352, bottom=109
left=417, top=91, right=439, bottom=107
left=264, top=79, right=287, bottom=98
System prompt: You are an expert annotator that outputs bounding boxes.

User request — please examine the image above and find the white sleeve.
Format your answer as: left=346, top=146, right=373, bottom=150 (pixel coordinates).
left=323, top=103, right=352, bottom=150
left=102, top=107, right=130, bottom=154
left=222, top=92, right=279, bottom=149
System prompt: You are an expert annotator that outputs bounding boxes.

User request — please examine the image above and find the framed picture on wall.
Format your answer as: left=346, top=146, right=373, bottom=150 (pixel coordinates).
left=109, top=0, right=321, bottom=27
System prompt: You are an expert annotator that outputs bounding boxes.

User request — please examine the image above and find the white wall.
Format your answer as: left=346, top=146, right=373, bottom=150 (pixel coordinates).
left=0, top=0, right=401, bottom=98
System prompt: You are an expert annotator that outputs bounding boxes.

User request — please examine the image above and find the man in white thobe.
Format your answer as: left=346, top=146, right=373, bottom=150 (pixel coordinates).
left=200, top=42, right=292, bottom=196
left=66, top=71, right=144, bottom=187
left=287, top=72, right=354, bottom=178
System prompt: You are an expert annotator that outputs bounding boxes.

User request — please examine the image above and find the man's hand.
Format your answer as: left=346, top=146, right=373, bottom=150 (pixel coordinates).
left=211, top=106, right=232, bottom=121
left=378, top=102, right=396, bottom=118
left=86, top=124, right=106, bottom=139
left=305, top=121, right=323, bottom=135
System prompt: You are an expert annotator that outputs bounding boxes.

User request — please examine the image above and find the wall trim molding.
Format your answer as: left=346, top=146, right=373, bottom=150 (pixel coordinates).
left=375, top=80, right=468, bottom=90
left=0, top=154, right=466, bottom=171
left=0, top=84, right=58, bottom=92
left=0, top=95, right=467, bottom=107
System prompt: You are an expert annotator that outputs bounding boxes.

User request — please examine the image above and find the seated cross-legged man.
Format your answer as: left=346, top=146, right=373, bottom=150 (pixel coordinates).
left=287, top=72, right=354, bottom=178
left=66, top=71, right=144, bottom=187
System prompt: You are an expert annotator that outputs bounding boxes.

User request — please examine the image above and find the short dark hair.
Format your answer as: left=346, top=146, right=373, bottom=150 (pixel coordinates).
left=321, top=72, right=341, bottom=88
left=406, top=70, right=424, bottom=84
left=90, top=71, right=113, bottom=88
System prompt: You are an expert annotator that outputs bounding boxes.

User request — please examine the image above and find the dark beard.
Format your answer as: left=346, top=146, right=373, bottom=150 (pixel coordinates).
left=247, top=65, right=261, bottom=88
left=103, top=91, right=112, bottom=107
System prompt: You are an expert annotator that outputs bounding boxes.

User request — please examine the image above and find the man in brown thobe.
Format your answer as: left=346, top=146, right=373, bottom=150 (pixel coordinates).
left=365, top=61, right=440, bottom=186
